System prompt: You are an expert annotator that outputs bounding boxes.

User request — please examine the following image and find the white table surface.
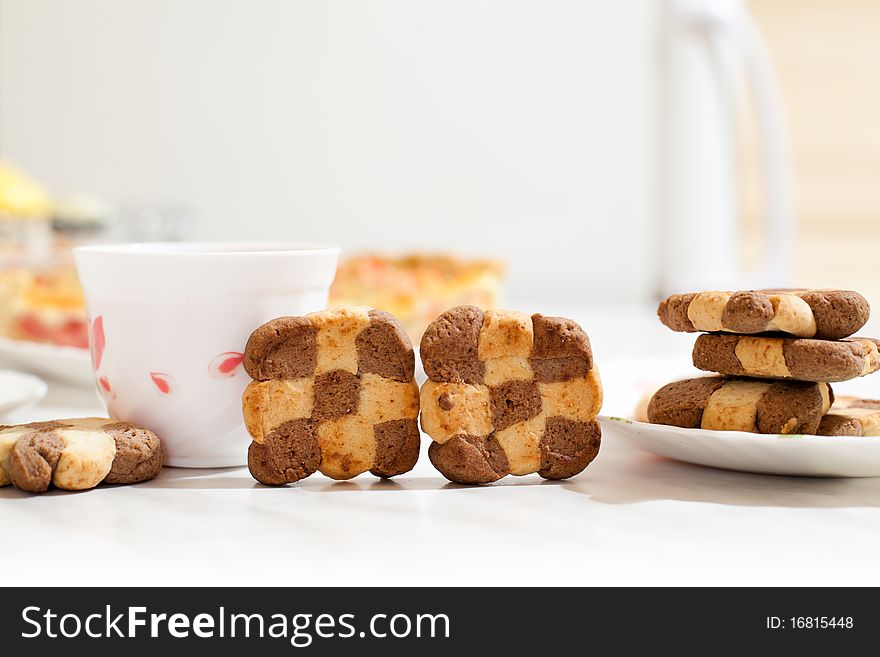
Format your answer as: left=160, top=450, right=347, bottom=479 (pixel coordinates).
left=3, top=304, right=880, bottom=586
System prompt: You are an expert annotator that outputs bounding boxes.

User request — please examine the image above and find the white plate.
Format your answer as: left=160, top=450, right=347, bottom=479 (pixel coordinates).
left=0, top=336, right=93, bottom=387
left=600, top=416, right=880, bottom=477
left=600, top=353, right=880, bottom=478
left=0, top=369, right=48, bottom=415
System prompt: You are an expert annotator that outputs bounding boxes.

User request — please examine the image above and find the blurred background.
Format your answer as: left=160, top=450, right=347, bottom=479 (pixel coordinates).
left=0, top=0, right=877, bottom=385
left=740, top=0, right=880, bottom=299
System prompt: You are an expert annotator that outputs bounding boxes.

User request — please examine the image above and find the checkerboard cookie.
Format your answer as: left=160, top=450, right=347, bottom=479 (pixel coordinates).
left=0, top=418, right=162, bottom=493
left=647, top=376, right=832, bottom=434
left=817, top=397, right=880, bottom=436
left=658, top=289, right=869, bottom=339
left=693, top=334, right=880, bottom=382
left=242, top=306, right=420, bottom=484
left=419, top=306, right=602, bottom=484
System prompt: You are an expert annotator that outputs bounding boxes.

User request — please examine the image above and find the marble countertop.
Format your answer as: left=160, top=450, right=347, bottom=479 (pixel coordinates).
left=3, top=304, right=880, bottom=586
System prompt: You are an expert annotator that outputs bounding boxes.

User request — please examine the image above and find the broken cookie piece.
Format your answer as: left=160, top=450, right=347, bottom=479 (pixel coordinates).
left=0, top=418, right=163, bottom=493
left=817, top=397, right=880, bottom=436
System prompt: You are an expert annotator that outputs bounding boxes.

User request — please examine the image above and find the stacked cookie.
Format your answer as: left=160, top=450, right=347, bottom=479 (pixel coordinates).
left=648, top=289, right=880, bottom=436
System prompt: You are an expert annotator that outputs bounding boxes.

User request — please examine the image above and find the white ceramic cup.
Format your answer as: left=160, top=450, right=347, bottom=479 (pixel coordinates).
left=73, top=242, right=339, bottom=467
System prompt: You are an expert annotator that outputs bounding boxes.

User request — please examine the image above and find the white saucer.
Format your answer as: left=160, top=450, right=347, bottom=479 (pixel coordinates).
left=0, top=369, right=48, bottom=416
left=0, top=336, right=93, bottom=387
left=600, top=353, right=880, bottom=478
left=600, top=415, right=880, bottom=478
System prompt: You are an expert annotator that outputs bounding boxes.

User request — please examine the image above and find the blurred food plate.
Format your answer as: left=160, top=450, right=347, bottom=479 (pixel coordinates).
left=601, top=416, right=880, bottom=478
left=0, top=369, right=48, bottom=415
left=0, top=264, right=89, bottom=349
left=330, top=252, right=504, bottom=343
left=0, top=337, right=92, bottom=387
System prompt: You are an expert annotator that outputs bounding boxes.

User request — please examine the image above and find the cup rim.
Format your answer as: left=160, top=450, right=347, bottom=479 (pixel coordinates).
left=72, top=241, right=340, bottom=258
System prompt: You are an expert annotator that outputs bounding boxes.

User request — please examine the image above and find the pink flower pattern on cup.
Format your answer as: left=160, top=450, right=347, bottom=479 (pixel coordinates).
left=208, top=352, right=245, bottom=379
left=91, top=316, right=116, bottom=399
left=98, top=375, right=116, bottom=400
left=150, top=371, right=175, bottom=395
left=91, top=315, right=105, bottom=370
left=91, top=314, right=243, bottom=403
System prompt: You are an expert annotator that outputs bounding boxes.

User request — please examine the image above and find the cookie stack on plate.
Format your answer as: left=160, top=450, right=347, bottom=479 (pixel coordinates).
left=647, top=289, right=880, bottom=436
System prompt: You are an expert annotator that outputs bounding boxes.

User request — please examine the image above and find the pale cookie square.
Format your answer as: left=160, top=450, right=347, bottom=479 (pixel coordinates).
left=242, top=379, right=314, bottom=442
left=316, top=415, right=375, bottom=480
left=493, top=413, right=546, bottom=476
left=53, top=430, right=116, bottom=490
left=358, top=373, right=419, bottom=424
left=686, top=291, right=732, bottom=332
left=701, top=380, right=770, bottom=432
left=310, top=306, right=372, bottom=375
left=735, top=337, right=790, bottom=378
left=858, top=339, right=880, bottom=376
left=818, top=382, right=832, bottom=415
left=0, top=429, right=25, bottom=486
left=484, top=356, right=533, bottom=387
left=478, top=309, right=533, bottom=360
left=766, top=295, right=816, bottom=336
left=420, top=381, right=493, bottom=444
left=539, top=369, right=603, bottom=422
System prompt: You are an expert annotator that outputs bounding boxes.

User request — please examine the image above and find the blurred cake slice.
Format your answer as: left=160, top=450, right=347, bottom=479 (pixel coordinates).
left=329, top=253, right=504, bottom=342
left=0, top=265, right=88, bottom=348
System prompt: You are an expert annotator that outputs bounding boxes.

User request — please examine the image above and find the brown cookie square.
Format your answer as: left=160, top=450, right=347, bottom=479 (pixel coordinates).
left=370, top=418, right=421, bottom=478
left=530, top=314, right=593, bottom=382
left=244, top=316, right=318, bottom=381
left=419, top=305, right=486, bottom=384
left=312, top=370, right=360, bottom=420
left=490, top=380, right=542, bottom=431
left=248, top=419, right=321, bottom=485
left=356, top=310, right=415, bottom=382
left=538, top=417, right=601, bottom=480
left=530, top=356, right=590, bottom=383
left=6, top=431, right=65, bottom=493
left=427, top=433, right=510, bottom=484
